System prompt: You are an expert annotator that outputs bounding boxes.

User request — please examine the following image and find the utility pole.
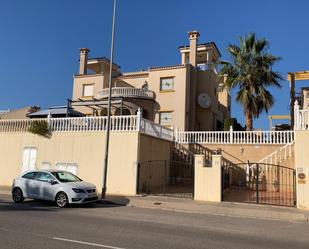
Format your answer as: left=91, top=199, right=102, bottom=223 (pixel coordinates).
left=102, top=0, right=117, bottom=199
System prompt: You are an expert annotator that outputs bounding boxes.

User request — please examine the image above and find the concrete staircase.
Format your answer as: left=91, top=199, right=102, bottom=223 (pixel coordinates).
left=173, top=140, right=295, bottom=169
left=188, top=143, right=214, bottom=166
left=171, top=142, right=194, bottom=164
left=172, top=142, right=218, bottom=167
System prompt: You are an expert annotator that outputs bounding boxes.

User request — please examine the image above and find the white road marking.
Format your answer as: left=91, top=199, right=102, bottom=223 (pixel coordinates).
left=53, top=237, right=127, bottom=249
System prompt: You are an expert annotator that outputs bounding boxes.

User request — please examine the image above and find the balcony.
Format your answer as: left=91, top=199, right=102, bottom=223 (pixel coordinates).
left=197, top=63, right=219, bottom=74
left=97, top=87, right=155, bottom=100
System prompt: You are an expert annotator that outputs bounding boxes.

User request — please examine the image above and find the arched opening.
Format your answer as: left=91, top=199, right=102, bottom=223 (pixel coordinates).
left=100, top=108, right=108, bottom=116
left=115, top=108, right=131, bottom=116
left=142, top=109, right=149, bottom=119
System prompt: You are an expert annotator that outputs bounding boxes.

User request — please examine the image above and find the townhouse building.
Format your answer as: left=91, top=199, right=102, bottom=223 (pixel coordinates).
left=71, top=31, right=230, bottom=131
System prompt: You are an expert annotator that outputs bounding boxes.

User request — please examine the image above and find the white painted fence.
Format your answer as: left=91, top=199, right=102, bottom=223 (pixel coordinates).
left=176, top=130, right=294, bottom=144
left=140, top=118, right=174, bottom=141
left=0, top=112, right=295, bottom=144
left=295, top=110, right=309, bottom=130
left=257, top=141, right=294, bottom=165
left=294, top=100, right=309, bottom=130
left=0, top=112, right=174, bottom=141
left=0, top=116, right=139, bottom=133
left=50, top=116, right=139, bottom=132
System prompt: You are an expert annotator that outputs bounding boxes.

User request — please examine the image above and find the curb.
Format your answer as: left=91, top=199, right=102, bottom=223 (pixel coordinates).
left=1, top=192, right=308, bottom=223
left=118, top=197, right=309, bottom=223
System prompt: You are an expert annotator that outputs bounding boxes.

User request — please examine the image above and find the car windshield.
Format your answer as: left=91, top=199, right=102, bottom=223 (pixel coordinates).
left=51, top=171, right=82, bottom=183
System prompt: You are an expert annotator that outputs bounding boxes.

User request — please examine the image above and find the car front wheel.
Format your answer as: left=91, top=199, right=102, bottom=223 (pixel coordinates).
left=55, top=192, right=68, bottom=208
left=12, top=188, right=24, bottom=203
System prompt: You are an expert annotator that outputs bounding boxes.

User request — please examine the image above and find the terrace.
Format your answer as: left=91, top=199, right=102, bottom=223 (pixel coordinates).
left=0, top=103, right=307, bottom=145
left=0, top=110, right=174, bottom=142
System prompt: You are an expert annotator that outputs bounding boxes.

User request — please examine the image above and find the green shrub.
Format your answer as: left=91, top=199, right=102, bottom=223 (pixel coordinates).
left=28, top=120, right=50, bottom=137
left=224, top=117, right=244, bottom=131
left=224, top=118, right=237, bottom=131
left=235, top=122, right=245, bottom=131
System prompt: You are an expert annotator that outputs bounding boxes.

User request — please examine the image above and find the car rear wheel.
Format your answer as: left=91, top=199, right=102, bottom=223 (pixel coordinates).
left=12, top=188, right=24, bottom=203
left=55, top=192, right=68, bottom=208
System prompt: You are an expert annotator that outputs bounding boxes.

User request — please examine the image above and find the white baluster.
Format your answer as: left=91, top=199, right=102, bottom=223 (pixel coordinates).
left=136, top=108, right=142, bottom=131
left=229, top=126, right=233, bottom=143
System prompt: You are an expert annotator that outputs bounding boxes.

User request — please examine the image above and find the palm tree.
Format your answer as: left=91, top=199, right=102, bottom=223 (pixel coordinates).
left=219, top=33, right=282, bottom=130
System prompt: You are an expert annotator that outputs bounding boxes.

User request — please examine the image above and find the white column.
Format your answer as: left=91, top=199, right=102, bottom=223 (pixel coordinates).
left=47, top=112, right=52, bottom=131
left=136, top=108, right=142, bottom=131
left=174, top=126, right=178, bottom=143
left=294, top=100, right=300, bottom=130
left=296, top=167, right=309, bottom=209
left=194, top=154, right=222, bottom=202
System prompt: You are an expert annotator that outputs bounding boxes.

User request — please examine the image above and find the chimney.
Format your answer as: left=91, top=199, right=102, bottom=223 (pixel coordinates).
left=188, top=31, right=200, bottom=67
left=79, top=48, right=90, bottom=75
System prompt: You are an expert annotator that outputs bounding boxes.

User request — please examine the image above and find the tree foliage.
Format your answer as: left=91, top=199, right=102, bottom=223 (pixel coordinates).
left=28, top=120, right=50, bottom=137
left=219, top=33, right=282, bottom=130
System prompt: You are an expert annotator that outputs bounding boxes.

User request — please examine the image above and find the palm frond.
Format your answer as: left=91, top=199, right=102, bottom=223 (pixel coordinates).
left=218, top=33, right=283, bottom=130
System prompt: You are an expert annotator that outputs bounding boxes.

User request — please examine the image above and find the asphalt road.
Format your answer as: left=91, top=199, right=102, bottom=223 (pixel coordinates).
left=0, top=194, right=309, bottom=249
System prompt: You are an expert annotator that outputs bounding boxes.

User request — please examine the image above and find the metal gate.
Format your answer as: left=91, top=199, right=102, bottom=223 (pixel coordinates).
left=222, top=162, right=296, bottom=207
left=137, top=160, right=194, bottom=199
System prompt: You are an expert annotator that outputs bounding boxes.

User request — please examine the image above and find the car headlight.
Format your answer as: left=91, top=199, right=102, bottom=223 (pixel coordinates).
left=72, top=188, right=85, bottom=193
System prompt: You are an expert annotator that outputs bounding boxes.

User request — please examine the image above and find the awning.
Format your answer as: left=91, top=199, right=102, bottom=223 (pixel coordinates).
left=27, top=107, right=85, bottom=118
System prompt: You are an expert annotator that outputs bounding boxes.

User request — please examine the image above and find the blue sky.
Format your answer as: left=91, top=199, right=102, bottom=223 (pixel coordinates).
left=1, top=0, right=308, bottom=129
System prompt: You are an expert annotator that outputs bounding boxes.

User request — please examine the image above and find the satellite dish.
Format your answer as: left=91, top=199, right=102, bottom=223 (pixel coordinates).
left=197, top=93, right=211, bottom=108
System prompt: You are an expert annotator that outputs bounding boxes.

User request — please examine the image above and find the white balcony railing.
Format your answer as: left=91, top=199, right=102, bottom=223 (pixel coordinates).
left=294, top=100, right=309, bottom=130
left=0, top=116, right=139, bottom=133
left=97, top=87, right=155, bottom=99
left=140, top=118, right=174, bottom=141
left=0, top=110, right=174, bottom=142
left=0, top=108, right=296, bottom=144
left=257, top=142, right=294, bottom=165
left=295, top=110, right=309, bottom=130
left=176, top=130, right=294, bottom=144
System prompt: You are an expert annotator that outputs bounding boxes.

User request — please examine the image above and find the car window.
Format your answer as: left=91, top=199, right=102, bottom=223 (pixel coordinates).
left=22, top=172, right=36, bottom=180
left=35, top=172, right=54, bottom=182
left=51, top=171, right=82, bottom=183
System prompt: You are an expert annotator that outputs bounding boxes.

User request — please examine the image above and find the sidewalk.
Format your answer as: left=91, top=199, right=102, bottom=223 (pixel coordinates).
left=106, top=195, right=309, bottom=223
left=2, top=186, right=309, bottom=223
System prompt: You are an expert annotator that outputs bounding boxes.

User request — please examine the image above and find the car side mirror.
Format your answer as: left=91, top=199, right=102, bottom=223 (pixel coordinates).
left=48, top=179, right=58, bottom=185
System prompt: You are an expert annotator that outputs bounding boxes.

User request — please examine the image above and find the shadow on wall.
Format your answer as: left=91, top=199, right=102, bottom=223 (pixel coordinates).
left=220, top=149, right=247, bottom=164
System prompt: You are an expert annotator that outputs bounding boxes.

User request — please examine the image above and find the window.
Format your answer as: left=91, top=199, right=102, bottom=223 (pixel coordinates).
left=197, top=64, right=207, bottom=71
left=306, top=92, right=309, bottom=98
left=22, top=147, right=37, bottom=172
left=83, top=84, right=94, bottom=97
left=35, top=172, right=54, bottom=182
left=185, top=54, right=190, bottom=64
left=159, top=112, right=172, bottom=126
left=160, top=78, right=174, bottom=91
left=22, top=172, right=36, bottom=180
left=51, top=172, right=82, bottom=183
left=41, top=162, right=51, bottom=170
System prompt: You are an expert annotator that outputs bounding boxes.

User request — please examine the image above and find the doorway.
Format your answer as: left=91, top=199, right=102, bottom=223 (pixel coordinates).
left=22, top=147, right=37, bottom=172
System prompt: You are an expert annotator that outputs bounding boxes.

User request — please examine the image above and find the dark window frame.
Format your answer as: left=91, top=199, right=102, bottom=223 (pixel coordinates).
left=34, top=172, right=55, bottom=183
left=22, top=172, right=36, bottom=180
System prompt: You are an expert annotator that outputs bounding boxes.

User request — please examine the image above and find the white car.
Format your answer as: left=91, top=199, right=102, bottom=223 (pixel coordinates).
left=12, top=170, right=98, bottom=208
